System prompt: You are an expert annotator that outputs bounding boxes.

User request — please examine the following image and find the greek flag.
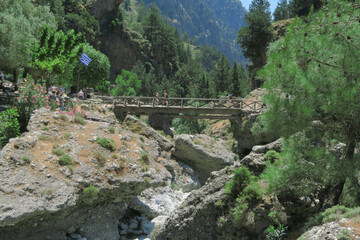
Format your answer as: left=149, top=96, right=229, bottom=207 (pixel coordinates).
left=80, top=53, right=92, bottom=66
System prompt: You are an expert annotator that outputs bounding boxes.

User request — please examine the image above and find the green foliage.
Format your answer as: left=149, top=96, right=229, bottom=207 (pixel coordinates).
left=225, top=166, right=255, bottom=198
left=273, top=0, right=290, bottom=21
left=140, top=151, right=149, bottom=164
left=71, top=43, right=110, bottom=90
left=289, top=0, right=322, bottom=17
left=82, top=185, right=99, bottom=198
left=265, top=224, right=287, bottom=240
left=17, top=79, right=48, bottom=132
left=304, top=205, right=360, bottom=231
left=0, top=0, right=56, bottom=73
left=0, top=109, right=20, bottom=149
left=58, top=154, right=72, bottom=166
left=143, top=177, right=151, bottom=184
left=60, top=114, right=68, bottom=121
left=64, top=133, right=71, bottom=140
left=22, top=157, right=31, bottom=164
left=264, top=150, right=280, bottom=163
left=259, top=1, right=360, bottom=202
left=237, top=0, right=272, bottom=85
left=74, top=116, right=86, bottom=125
left=111, top=70, right=141, bottom=96
left=53, top=148, right=65, bottom=156
left=96, top=138, right=116, bottom=151
left=210, top=55, right=232, bottom=97
left=172, top=118, right=209, bottom=135
left=31, top=25, right=84, bottom=84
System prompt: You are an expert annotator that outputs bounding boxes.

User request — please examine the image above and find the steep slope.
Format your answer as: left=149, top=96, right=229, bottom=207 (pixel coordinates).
left=143, top=0, right=247, bottom=63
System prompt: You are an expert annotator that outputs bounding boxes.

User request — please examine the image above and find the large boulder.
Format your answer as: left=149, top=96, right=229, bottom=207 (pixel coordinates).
left=172, top=134, right=238, bottom=184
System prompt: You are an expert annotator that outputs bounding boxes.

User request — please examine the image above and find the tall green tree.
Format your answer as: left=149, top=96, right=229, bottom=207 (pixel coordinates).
left=210, top=55, right=231, bottom=97
left=111, top=70, right=141, bottom=96
left=289, top=0, right=322, bottom=17
left=273, top=0, right=290, bottom=21
left=237, top=0, right=272, bottom=88
left=71, top=44, right=110, bottom=90
left=0, top=0, right=56, bottom=81
left=31, top=26, right=84, bottom=87
left=257, top=1, right=360, bottom=204
left=231, top=61, right=249, bottom=97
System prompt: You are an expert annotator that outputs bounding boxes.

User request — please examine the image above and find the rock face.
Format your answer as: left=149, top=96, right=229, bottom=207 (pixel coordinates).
left=231, top=88, right=279, bottom=154
left=0, top=107, right=173, bottom=240
left=299, top=218, right=360, bottom=240
left=124, top=115, right=173, bottom=151
left=171, top=134, right=238, bottom=184
left=240, top=139, right=282, bottom=175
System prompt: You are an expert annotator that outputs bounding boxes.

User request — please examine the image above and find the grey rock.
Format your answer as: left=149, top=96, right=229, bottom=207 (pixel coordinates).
left=172, top=134, right=237, bottom=184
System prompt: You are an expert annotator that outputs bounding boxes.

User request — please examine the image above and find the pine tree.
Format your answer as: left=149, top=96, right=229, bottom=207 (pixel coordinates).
left=273, top=0, right=290, bottom=21
left=258, top=1, right=360, bottom=203
left=237, top=0, right=272, bottom=88
left=210, top=55, right=231, bottom=96
left=289, top=0, right=322, bottom=17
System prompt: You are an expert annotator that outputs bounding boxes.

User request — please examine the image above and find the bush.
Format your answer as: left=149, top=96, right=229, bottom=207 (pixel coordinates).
left=109, top=127, right=115, bottom=134
left=264, top=150, right=280, bottom=163
left=52, top=148, right=65, bottom=156
left=265, top=224, right=287, bottom=240
left=58, top=154, right=72, bottom=166
left=60, top=114, right=68, bottom=121
left=96, top=138, right=116, bottom=151
left=74, top=116, right=87, bottom=125
left=0, top=109, right=20, bottom=149
left=83, top=185, right=99, bottom=198
left=94, top=152, right=106, bottom=166
left=23, top=157, right=31, bottom=163
left=140, top=151, right=149, bottom=164
left=225, top=167, right=254, bottom=199
left=17, top=79, right=48, bottom=132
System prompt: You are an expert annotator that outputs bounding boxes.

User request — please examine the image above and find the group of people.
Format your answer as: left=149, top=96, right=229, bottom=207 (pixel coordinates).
left=48, top=84, right=66, bottom=97
left=155, top=90, right=168, bottom=105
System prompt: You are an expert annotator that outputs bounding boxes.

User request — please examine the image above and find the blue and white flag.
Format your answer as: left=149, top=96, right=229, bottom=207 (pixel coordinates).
left=80, top=53, right=92, bottom=66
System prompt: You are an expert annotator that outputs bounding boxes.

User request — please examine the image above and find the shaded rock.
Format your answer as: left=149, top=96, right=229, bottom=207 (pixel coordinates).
left=171, top=134, right=237, bottom=184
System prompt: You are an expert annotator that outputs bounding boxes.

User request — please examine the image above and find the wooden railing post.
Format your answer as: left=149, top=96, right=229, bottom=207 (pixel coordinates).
left=152, top=98, right=155, bottom=107
left=181, top=99, right=183, bottom=108
left=138, top=98, right=141, bottom=107
left=196, top=100, right=198, bottom=108
left=124, top=99, right=126, bottom=107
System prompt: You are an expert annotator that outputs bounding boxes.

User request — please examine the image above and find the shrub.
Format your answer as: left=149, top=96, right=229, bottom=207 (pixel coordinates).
left=59, top=114, right=68, bottom=121
left=94, top=152, right=106, bottom=166
left=143, top=177, right=150, bottom=184
left=0, top=108, right=20, bottom=149
left=111, top=154, right=118, bottom=159
left=265, top=224, right=287, bottom=240
left=52, top=148, right=65, bottom=156
left=23, top=157, right=31, bottom=163
left=39, top=134, right=50, bottom=141
left=225, top=167, right=254, bottom=198
left=96, top=138, right=116, bottom=151
left=74, top=116, right=87, bottom=125
left=58, top=154, right=72, bottom=166
left=139, top=136, right=145, bottom=142
left=264, top=150, right=280, bottom=163
left=17, top=79, right=48, bottom=132
left=109, top=127, right=115, bottom=134
left=64, top=133, right=71, bottom=140
left=41, top=127, right=49, bottom=131
left=83, top=185, right=99, bottom=198
left=140, top=151, right=149, bottom=164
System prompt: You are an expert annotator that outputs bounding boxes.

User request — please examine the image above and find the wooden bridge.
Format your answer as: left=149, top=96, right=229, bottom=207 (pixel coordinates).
left=98, top=96, right=263, bottom=120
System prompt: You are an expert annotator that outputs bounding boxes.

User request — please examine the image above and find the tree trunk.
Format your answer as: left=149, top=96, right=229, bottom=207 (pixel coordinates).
left=13, top=69, right=18, bottom=84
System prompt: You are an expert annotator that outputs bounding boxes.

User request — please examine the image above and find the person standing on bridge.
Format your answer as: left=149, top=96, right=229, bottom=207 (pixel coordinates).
left=163, top=90, right=168, bottom=106
left=155, top=90, right=159, bottom=105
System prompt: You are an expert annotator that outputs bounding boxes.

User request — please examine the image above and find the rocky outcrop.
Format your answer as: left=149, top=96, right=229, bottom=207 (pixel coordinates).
left=124, top=115, right=173, bottom=151
left=299, top=218, right=360, bottom=240
left=0, top=107, right=173, bottom=240
left=240, top=139, right=282, bottom=175
left=231, top=88, right=279, bottom=154
left=172, top=134, right=238, bottom=184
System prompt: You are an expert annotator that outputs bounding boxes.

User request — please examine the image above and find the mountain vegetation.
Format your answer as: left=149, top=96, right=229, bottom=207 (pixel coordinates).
left=141, top=0, right=247, bottom=64
left=256, top=0, right=360, bottom=210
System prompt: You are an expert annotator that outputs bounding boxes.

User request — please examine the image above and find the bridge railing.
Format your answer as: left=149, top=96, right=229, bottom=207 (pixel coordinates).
left=97, top=96, right=263, bottom=111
